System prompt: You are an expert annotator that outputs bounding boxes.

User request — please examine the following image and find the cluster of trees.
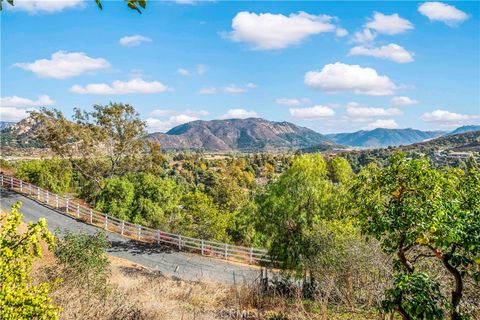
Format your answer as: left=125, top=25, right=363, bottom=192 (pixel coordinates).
left=4, top=103, right=479, bottom=319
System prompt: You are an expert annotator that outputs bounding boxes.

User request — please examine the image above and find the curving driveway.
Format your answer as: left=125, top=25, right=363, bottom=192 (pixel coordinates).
left=0, top=188, right=262, bottom=284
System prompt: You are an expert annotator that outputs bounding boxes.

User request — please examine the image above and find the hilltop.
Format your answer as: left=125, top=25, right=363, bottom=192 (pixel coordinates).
left=147, top=118, right=341, bottom=152
left=325, top=128, right=445, bottom=148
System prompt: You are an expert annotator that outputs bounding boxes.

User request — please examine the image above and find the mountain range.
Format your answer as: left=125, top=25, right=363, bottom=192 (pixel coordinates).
left=146, top=118, right=339, bottom=151
left=325, top=128, right=446, bottom=148
left=2, top=117, right=479, bottom=152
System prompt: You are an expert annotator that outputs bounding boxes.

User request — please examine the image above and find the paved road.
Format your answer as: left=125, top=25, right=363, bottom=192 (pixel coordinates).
left=0, top=188, right=261, bottom=284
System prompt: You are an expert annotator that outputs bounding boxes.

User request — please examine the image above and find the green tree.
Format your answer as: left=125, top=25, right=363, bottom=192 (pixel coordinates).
left=256, top=154, right=334, bottom=271
left=32, top=103, right=153, bottom=195
left=16, top=159, right=72, bottom=194
left=176, top=190, right=230, bottom=242
left=95, top=177, right=135, bottom=221
left=130, top=173, right=183, bottom=228
left=0, top=202, right=60, bottom=320
left=353, top=153, right=480, bottom=320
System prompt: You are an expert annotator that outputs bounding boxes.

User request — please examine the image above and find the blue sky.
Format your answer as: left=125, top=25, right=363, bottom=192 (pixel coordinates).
left=1, top=0, right=479, bottom=133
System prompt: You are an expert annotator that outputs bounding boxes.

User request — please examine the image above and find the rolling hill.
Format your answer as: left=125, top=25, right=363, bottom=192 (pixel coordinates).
left=446, top=125, right=480, bottom=136
left=325, top=128, right=445, bottom=148
left=147, top=118, right=341, bottom=151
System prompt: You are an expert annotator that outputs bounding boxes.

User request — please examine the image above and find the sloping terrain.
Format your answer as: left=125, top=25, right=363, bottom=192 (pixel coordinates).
left=446, top=125, right=480, bottom=136
left=0, top=188, right=260, bottom=284
left=325, top=128, right=445, bottom=148
left=147, top=118, right=340, bottom=151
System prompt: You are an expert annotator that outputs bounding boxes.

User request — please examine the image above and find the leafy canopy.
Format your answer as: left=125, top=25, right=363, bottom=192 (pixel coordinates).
left=0, top=202, right=60, bottom=320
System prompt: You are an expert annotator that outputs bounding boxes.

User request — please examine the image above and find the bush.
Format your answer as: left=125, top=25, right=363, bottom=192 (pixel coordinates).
left=0, top=202, right=60, bottom=320
left=16, top=159, right=72, bottom=194
left=54, top=230, right=110, bottom=294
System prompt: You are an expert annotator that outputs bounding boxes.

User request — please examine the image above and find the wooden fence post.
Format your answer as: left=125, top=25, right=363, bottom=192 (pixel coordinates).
left=201, top=239, right=205, bottom=255
left=20, top=180, right=23, bottom=192
left=55, top=195, right=58, bottom=209
left=137, top=226, right=141, bottom=240
left=46, top=191, right=49, bottom=205
left=66, top=198, right=69, bottom=213
left=157, top=231, right=161, bottom=244
left=89, top=209, right=93, bottom=223
left=121, top=221, right=125, bottom=235
left=105, top=215, right=108, bottom=230
left=178, top=235, right=182, bottom=250
left=10, top=176, right=13, bottom=188
left=76, top=204, right=80, bottom=218
left=37, top=187, right=40, bottom=200
left=224, top=243, right=228, bottom=259
left=29, top=184, right=32, bottom=196
left=249, top=247, right=253, bottom=264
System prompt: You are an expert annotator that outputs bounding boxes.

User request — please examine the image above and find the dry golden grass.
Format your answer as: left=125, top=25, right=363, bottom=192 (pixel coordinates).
left=1, top=216, right=379, bottom=320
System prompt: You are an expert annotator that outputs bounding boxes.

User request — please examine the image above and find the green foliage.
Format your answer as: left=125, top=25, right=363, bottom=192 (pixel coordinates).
left=95, top=173, right=183, bottom=229
left=0, top=202, right=60, bottom=320
left=16, top=159, right=72, bottom=194
left=353, top=153, right=480, bottom=319
left=54, top=231, right=111, bottom=293
left=95, top=176, right=135, bottom=221
left=31, top=103, right=148, bottom=191
left=382, top=272, right=445, bottom=320
left=256, top=154, right=334, bottom=271
left=176, top=190, right=230, bottom=242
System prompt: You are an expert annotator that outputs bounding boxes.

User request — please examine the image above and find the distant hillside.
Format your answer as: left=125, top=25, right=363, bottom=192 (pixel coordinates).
left=403, top=130, right=480, bottom=152
left=0, top=121, right=15, bottom=131
left=446, top=125, right=480, bottom=136
left=0, top=117, right=45, bottom=148
left=147, top=118, right=341, bottom=151
left=326, top=128, right=445, bottom=148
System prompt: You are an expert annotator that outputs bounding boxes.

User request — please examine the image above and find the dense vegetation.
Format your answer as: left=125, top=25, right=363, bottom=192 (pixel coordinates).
left=2, top=103, right=479, bottom=319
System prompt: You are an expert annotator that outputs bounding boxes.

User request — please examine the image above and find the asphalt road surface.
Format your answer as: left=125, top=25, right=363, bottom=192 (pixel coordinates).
left=0, top=188, right=262, bottom=284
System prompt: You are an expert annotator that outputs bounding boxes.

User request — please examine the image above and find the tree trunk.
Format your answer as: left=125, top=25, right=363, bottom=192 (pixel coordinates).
left=442, top=256, right=463, bottom=320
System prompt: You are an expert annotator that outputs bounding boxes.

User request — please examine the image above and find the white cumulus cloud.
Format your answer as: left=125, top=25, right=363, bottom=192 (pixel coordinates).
left=119, top=35, right=152, bottom=47
left=365, top=12, right=414, bottom=35
left=346, top=103, right=403, bottom=118
left=70, top=78, right=171, bottom=95
left=349, top=43, right=414, bottom=63
left=335, top=28, right=349, bottom=37
left=304, top=62, right=397, bottom=96
left=9, top=0, right=84, bottom=13
left=364, top=119, right=399, bottom=130
left=146, top=114, right=198, bottom=132
left=0, top=107, right=34, bottom=122
left=0, top=95, right=54, bottom=108
left=289, top=105, right=335, bottom=119
left=391, top=96, right=419, bottom=106
left=227, top=11, right=336, bottom=50
left=276, top=97, right=310, bottom=106
left=418, top=2, right=468, bottom=26
left=14, top=51, right=110, bottom=79
left=353, top=28, right=377, bottom=44
left=420, top=109, right=477, bottom=123
left=220, top=109, right=258, bottom=119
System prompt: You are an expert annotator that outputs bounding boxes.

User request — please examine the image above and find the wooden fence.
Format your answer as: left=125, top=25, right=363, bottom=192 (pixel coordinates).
left=0, top=174, right=270, bottom=265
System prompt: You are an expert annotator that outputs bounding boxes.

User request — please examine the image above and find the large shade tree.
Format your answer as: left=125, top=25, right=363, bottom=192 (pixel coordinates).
left=353, top=154, right=480, bottom=320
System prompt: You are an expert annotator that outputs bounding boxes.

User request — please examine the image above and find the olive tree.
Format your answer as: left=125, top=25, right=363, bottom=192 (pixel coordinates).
left=353, top=153, right=480, bottom=320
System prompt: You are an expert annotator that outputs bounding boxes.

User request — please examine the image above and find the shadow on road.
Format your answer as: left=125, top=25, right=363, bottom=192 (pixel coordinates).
left=109, top=239, right=176, bottom=256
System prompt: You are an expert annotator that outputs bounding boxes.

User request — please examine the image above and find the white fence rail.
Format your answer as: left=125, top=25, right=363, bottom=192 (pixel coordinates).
left=0, top=174, right=270, bottom=264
